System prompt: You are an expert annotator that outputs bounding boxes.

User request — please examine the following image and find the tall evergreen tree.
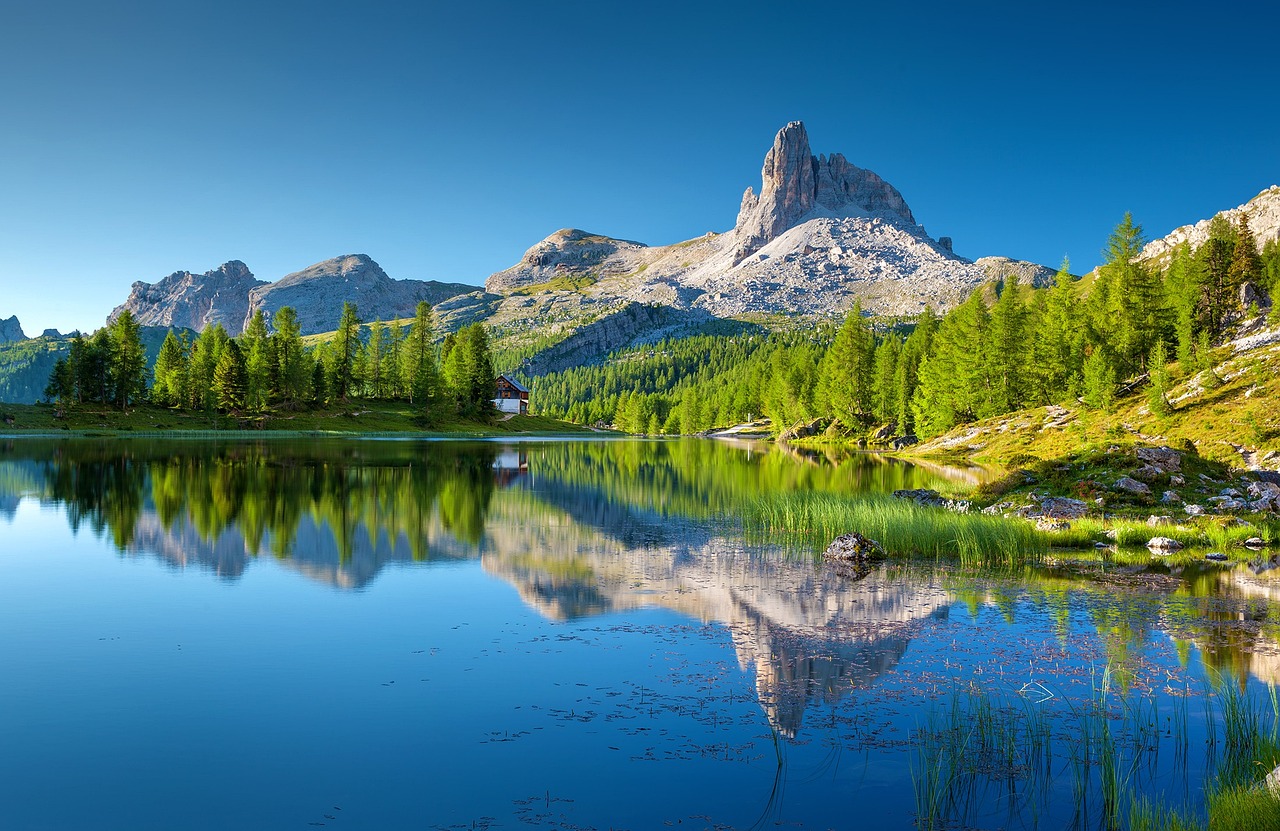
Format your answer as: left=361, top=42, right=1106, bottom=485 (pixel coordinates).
left=213, top=340, right=248, bottom=411
left=271, top=306, right=309, bottom=406
left=1030, top=260, right=1083, bottom=404
left=816, top=303, right=874, bottom=425
left=108, top=310, right=148, bottom=409
left=986, top=275, right=1028, bottom=413
left=401, top=302, right=439, bottom=409
left=1100, top=213, right=1160, bottom=377
left=331, top=301, right=362, bottom=401
left=152, top=330, right=189, bottom=407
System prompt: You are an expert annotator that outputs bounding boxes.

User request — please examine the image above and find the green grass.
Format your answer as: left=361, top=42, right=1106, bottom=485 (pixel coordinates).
left=748, top=492, right=1048, bottom=566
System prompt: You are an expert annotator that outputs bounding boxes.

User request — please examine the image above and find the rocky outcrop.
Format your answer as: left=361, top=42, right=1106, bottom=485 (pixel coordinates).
left=486, top=229, right=649, bottom=294
left=245, top=254, right=476, bottom=335
left=1139, top=185, right=1280, bottom=265
left=108, top=261, right=266, bottom=335
left=729, top=121, right=914, bottom=264
left=0, top=315, right=25, bottom=343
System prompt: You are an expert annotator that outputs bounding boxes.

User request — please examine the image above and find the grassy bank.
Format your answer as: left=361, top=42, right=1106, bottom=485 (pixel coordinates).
left=0, top=401, right=595, bottom=437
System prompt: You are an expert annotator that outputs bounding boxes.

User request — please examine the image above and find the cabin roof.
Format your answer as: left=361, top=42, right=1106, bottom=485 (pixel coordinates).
left=497, top=374, right=530, bottom=393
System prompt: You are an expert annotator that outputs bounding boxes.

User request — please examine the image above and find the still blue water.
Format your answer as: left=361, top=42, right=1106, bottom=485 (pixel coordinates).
left=0, top=438, right=1275, bottom=829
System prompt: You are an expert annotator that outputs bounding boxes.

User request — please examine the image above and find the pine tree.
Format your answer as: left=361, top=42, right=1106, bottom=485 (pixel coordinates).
left=871, top=335, right=901, bottom=426
left=401, top=301, right=439, bottom=409
left=1228, top=213, right=1263, bottom=307
left=108, top=310, right=147, bottom=409
left=213, top=340, right=248, bottom=412
left=1195, top=214, right=1238, bottom=340
left=1164, top=244, right=1199, bottom=367
left=364, top=320, right=385, bottom=398
left=986, top=275, right=1028, bottom=413
left=331, top=301, right=362, bottom=401
left=817, top=303, right=874, bottom=425
left=151, top=330, right=188, bottom=407
left=271, top=306, right=308, bottom=406
left=1030, top=260, right=1083, bottom=403
left=1081, top=347, right=1116, bottom=412
left=1100, top=213, right=1160, bottom=377
left=1147, top=340, right=1171, bottom=416
left=187, top=324, right=229, bottom=411
left=442, top=323, right=496, bottom=419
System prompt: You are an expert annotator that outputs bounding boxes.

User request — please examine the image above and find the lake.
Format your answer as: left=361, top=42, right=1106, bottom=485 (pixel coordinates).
left=1, top=437, right=1277, bottom=830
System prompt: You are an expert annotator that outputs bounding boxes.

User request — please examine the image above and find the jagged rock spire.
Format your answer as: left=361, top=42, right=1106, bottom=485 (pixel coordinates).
left=730, top=121, right=915, bottom=263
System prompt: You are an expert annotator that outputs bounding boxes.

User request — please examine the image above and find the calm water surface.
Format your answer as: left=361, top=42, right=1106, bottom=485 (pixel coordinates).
left=1, top=437, right=1278, bottom=830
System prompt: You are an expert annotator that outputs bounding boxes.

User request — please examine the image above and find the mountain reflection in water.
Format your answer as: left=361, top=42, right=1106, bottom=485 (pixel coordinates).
left=3, top=436, right=1280, bottom=740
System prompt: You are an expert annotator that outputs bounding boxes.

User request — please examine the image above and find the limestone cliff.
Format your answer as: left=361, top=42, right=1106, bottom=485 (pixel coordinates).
left=108, top=261, right=265, bottom=335
left=1140, top=185, right=1280, bottom=265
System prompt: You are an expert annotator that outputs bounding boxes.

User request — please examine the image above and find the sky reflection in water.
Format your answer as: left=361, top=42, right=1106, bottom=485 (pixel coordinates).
left=1, top=438, right=1278, bottom=829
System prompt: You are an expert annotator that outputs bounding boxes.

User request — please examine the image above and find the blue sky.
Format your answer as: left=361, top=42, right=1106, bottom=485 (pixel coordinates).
left=1, top=0, right=1276, bottom=335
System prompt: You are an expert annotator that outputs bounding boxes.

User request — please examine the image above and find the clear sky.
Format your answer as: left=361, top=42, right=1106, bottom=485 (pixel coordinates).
left=1, top=0, right=1276, bottom=335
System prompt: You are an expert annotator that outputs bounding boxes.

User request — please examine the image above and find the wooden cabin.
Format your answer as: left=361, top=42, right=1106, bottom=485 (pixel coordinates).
left=493, top=374, right=530, bottom=415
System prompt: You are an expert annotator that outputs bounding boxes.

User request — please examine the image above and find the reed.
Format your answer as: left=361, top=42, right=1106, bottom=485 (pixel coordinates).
left=749, top=492, right=1047, bottom=566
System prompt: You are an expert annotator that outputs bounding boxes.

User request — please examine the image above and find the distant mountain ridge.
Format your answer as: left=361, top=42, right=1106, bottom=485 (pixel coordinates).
left=110, top=256, right=477, bottom=336
left=1139, top=185, right=1280, bottom=265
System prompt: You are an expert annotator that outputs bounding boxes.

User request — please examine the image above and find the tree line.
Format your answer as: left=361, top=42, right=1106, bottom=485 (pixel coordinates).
left=45, top=301, right=500, bottom=421
left=534, top=211, right=1279, bottom=438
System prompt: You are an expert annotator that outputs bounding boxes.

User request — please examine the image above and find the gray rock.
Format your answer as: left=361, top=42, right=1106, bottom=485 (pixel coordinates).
left=823, top=533, right=886, bottom=562
left=1115, top=476, right=1152, bottom=496
left=777, top=419, right=826, bottom=442
left=1205, top=552, right=1229, bottom=562
left=246, top=254, right=476, bottom=336
left=0, top=315, right=27, bottom=343
left=1038, top=497, right=1089, bottom=520
left=1161, top=490, right=1182, bottom=504
left=1147, top=537, right=1183, bottom=552
left=1146, top=515, right=1174, bottom=527
left=729, top=121, right=915, bottom=265
left=1132, top=465, right=1167, bottom=483
left=1136, top=446, right=1183, bottom=473
left=1244, top=537, right=1267, bottom=549
left=1185, top=504, right=1207, bottom=517
left=1170, top=475, right=1186, bottom=486
left=1036, top=518, right=1072, bottom=532
left=108, top=260, right=266, bottom=335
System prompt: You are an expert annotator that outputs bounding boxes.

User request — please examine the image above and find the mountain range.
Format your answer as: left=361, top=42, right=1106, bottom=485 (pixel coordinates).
left=3, top=121, right=1279, bottom=403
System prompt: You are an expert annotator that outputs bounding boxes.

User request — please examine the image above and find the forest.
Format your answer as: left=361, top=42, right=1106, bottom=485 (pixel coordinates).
left=42, top=301, right=499, bottom=423
left=533, top=213, right=1280, bottom=438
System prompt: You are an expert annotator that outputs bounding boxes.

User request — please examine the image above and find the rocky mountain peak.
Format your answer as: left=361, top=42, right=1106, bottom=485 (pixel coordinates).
left=0, top=315, right=26, bottom=343
left=729, top=121, right=915, bottom=264
left=109, top=261, right=266, bottom=335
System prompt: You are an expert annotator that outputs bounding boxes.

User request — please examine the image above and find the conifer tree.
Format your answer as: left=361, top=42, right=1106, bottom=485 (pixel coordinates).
left=271, top=306, right=308, bottom=406
left=364, top=320, right=385, bottom=398
left=1147, top=340, right=1171, bottom=416
left=986, top=275, right=1028, bottom=413
left=817, top=303, right=874, bottom=425
left=1195, top=214, right=1238, bottom=340
left=1081, top=347, right=1116, bottom=411
left=331, top=302, right=362, bottom=400
left=1030, top=260, right=1083, bottom=404
left=402, top=301, right=439, bottom=409
left=213, top=340, right=248, bottom=411
left=871, top=335, right=901, bottom=426
left=1100, top=213, right=1160, bottom=377
left=1228, top=213, right=1263, bottom=303
left=152, top=330, right=188, bottom=407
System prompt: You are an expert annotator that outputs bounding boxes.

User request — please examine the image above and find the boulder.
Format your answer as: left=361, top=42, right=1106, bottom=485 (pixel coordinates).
left=1147, top=537, right=1184, bottom=552
left=1136, top=446, right=1183, bottom=473
left=1244, top=537, right=1267, bottom=549
left=1115, top=476, right=1152, bottom=496
left=1161, top=490, right=1182, bottom=504
left=1205, top=552, right=1229, bottom=562
left=1036, top=518, right=1072, bottom=532
left=823, top=533, right=886, bottom=562
left=1132, top=465, right=1167, bottom=483
left=1185, top=504, right=1207, bottom=517
left=871, top=423, right=896, bottom=441
left=1039, top=497, right=1089, bottom=520
left=778, top=419, right=826, bottom=442
left=1146, top=515, right=1174, bottom=527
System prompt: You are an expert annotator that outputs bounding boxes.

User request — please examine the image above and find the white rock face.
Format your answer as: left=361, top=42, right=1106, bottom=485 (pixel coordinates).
left=482, top=121, right=1053, bottom=320
left=109, top=261, right=266, bottom=334
left=1140, top=185, right=1280, bottom=265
